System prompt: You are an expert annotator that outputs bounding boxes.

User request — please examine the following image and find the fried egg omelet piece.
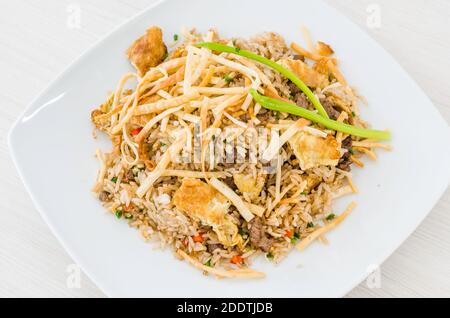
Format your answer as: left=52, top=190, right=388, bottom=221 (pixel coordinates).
left=127, top=26, right=168, bottom=76
left=173, top=179, right=241, bottom=247
left=289, top=132, right=341, bottom=170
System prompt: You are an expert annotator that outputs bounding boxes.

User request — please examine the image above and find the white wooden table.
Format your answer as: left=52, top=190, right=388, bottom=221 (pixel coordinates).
left=1, top=0, right=449, bottom=298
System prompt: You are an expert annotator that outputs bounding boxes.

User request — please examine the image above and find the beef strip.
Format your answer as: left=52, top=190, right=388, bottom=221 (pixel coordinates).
left=99, top=191, right=111, bottom=202
left=338, top=136, right=353, bottom=172
left=288, top=82, right=312, bottom=109
left=207, top=244, right=222, bottom=253
left=249, top=218, right=274, bottom=252
left=321, top=99, right=341, bottom=120
left=125, top=169, right=135, bottom=182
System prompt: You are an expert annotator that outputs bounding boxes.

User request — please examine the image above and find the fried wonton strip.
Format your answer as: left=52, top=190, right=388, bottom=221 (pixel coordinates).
left=354, top=147, right=377, bottom=161
left=266, top=183, right=296, bottom=216
left=300, top=26, right=315, bottom=53
left=136, top=106, right=183, bottom=142
left=352, top=141, right=393, bottom=151
left=161, top=170, right=228, bottom=178
left=291, top=42, right=323, bottom=61
left=177, top=250, right=265, bottom=279
left=347, top=175, right=359, bottom=193
left=245, top=203, right=265, bottom=218
left=327, top=59, right=348, bottom=86
left=331, top=185, right=354, bottom=199
left=136, top=132, right=186, bottom=198
left=350, top=155, right=364, bottom=168
left=212, top=94, right=245, bottom=117
left=199, top=66, right=215, bottom=87
left=223, top=112, right=248, bottom=129
left=297, top=202, right=357, bottom=251
left=262, top=119, right=310, bottom=162
left=147, top=65, right=185, bottom=96
left=192, top=87, right=248, bottom=95
left=210, top=178, right=254, bottom=222
left=135, top=91, right=200, bottom=115
left=92, top=149, right=107, bottom=192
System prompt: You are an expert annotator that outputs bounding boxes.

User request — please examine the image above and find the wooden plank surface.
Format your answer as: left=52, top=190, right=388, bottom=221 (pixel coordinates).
left=0, top=0, right=448, bottom=298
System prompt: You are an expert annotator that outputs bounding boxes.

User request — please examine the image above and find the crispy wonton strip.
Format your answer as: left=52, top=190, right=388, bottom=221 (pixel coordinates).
left=291, top=42, right=323, bottom=61
left=350, top=155, right=364, bottom=168
left=354, top=147, right=377, bottom=161
left=136, top=132, right=186, bottom=198
left=92, top=149, right=106, bottom=192
left=136, top=106, right=183, bottom=142
left=352, top=141, right=393, bottom=151
left=161, top=170, right=228, bottom=178
left=147, top=65, right=185, bottom=96
left=297, top=202, right=357, bottom=251
left=210, top=178, right=254, bottom=222
left=266, top=183, right=295, bottom=216
left=135, top=91, right=200, bottom=115
left=192, top=87, right=248, bottom=96
left=262, top=119, right=310, bottom=162
left=300, top=26, right=316, bottom=53
left=177, top=250, right=265, bottom=279
left=327, top=59, right=348, bottom=86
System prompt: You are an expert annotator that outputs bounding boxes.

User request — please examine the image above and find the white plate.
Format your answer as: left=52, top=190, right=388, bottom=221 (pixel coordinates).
left=9, top=0, right=450, bottom=297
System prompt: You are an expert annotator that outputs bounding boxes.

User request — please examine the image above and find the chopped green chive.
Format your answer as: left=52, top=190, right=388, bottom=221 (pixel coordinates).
left=173, top=34, right=179, bottom=41
left=326, top=214, right=336, bottom=221
left=224, top=74, right=234, bottom=84
left=239, top=228, right=249, bottom=236
left=301, top=192, right=307, bottom=196
left=349, top=148, right=355, bottom=155
left=291, top=232, right=301, bottom=244
left=205, top=260, right=212, bottom=267
left=160, top=142, right=167, bottom=147
left=352, top=111, right=356, bottom=118
left=266, top=252, right=274, bottom=261
left=125, top=213, right=133, bottom=220
left=111, top=177, right=118, bottom=183
left=115, top=210, right=123, bottom=219
left=307, top=222, right=315, bottom=228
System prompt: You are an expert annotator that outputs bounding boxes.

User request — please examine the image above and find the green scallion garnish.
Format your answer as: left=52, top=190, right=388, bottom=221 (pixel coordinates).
left=249, top=89, right=391, bottom=141
left=196, top=42, right=330, bottom=118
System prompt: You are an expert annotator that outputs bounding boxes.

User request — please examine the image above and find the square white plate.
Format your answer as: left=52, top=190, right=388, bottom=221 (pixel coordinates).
left=9, top=0, right=450, bottom=297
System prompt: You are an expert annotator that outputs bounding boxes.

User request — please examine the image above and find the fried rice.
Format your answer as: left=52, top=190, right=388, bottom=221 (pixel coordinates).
left=90, top=26, right=391, bottom=278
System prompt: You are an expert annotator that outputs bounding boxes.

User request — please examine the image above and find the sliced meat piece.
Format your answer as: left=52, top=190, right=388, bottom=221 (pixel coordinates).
left=99, top=191, right=111, bottom=202
left=249, top=218, right=274, bottom=252
left=127, top=26, right=168, bottom=76
left=207, top=243, right=222, bottom=253
left=341, top=136, right=353, bottom=150
left=338, top=136, right=353, bottom=172
left=259, top=237, right=274, bottom=253
left=321, top=99, right=341, bottom=120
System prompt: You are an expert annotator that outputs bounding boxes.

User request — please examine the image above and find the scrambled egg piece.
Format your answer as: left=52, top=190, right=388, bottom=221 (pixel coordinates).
left=127, top=26, right=168, bottom=76
left=281, top=59, right=329, bottom=89
left=172, top=179, right=240, bottom=247
left=304, top=175, right=322, bottom=193
left=289, top=132, right=340, bottom=170
left=233, top=174, right=265, bottom=201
